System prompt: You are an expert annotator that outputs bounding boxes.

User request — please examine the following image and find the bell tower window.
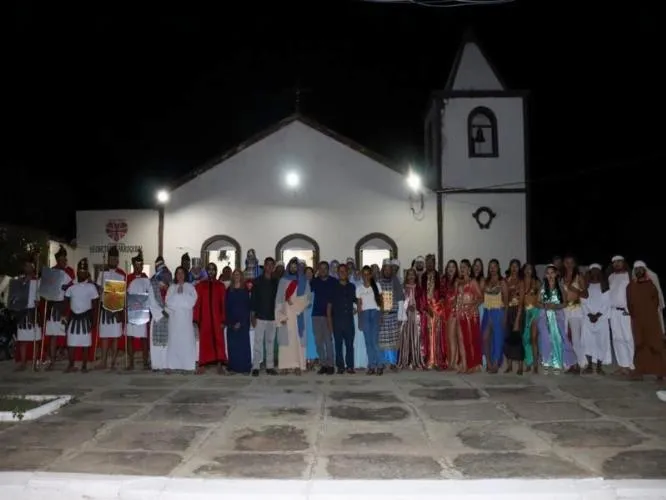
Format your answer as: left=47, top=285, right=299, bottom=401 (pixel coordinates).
left=468, top=106, right=498, bottom=158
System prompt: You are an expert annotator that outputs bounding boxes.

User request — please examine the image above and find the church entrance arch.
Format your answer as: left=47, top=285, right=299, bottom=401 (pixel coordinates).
left=355, top=233, right=398, bottom=269
left=275, top=233, right=319, bottom=268
left=200, top=235, right=241, bottom=272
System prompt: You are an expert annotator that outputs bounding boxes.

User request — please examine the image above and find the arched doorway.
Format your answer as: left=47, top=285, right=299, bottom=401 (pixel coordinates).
left=200, top=235, right=241, bottom=272
left=355, top=233, right=398, bottom=269
left=275, top=233, right=319, bottom=268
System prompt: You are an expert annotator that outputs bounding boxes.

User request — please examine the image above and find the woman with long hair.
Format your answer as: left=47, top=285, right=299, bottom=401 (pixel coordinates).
left=165, top=266, right=198, bottom=373
left=441, top=260, right=459, bottom=370
left=357, top=265, right=384, bottom=374
left=455, top=259, right=483, bottom=373
left=520, top=263, right=541, bottom=373
left=472, top=258, right=486, bottom=368
left=504, top=259, right=524, bottom=374
left=304, top=266, right=319, bottom=370
left=398, top=267, right=424, bottom=369
left=481, top=259, right=507, bottom=373
left=562, top=254, right=587, bottom=374
left=537, top=264, right=576, bottom=374
left=225, top=269, right=252, bottom=374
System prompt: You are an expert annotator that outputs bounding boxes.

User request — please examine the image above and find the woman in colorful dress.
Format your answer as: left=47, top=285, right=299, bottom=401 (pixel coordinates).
left=398, top=267, right=424, bottom=369
left=561, top=255, right=587, bottom=374
left=482, top=259, right=507, bottom=373
left=225, top=269, right=252, bottom=374
left=441, top=259, right=459, bottom=370
left=504, top=259, right=525, bottom=374
left=455, top=259, right=483, bottom=373
left=521, top=263, right=541, bottom=373
left=537, top=264, right=577, bottom=374
left=472, top=258, right=486, bottom=368
left=304, top=266, right=318, bottom=370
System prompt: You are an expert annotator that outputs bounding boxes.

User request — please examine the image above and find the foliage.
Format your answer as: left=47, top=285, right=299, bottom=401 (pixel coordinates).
left=0, top=225, right=49, bottom=276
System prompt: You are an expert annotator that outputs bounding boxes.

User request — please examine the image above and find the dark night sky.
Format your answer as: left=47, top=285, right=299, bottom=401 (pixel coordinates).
left=5, top=1, right=665, bottom=271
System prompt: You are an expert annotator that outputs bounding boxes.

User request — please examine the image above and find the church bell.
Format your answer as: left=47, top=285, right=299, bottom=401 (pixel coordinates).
left=474, top=127, right=486, bottom=143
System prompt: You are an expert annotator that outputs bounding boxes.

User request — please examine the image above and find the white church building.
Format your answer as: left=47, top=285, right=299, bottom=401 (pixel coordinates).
left=73, top=31, right=529, bottom=277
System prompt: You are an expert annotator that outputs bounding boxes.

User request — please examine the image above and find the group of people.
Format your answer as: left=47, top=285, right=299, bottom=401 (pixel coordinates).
left=10, top=247, right=666, bottom=382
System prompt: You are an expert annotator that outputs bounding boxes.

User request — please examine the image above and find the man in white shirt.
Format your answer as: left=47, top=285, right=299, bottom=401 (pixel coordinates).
left=608, top=255, right=634, bottom=375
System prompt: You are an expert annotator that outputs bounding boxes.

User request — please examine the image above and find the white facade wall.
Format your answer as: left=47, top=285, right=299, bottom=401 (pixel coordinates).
left=442, top=193, right=526, bottom=267
left=163, top=121, right=437, bottom=268
left=75, top=209, right=159, bottom=271
left=441, top=96, right=525, bottom=190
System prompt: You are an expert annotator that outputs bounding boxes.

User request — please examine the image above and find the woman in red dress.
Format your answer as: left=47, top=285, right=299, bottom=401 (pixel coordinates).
left=441, top=260, right=459, bottom=370
left=455, top=259, right=483, bottom=373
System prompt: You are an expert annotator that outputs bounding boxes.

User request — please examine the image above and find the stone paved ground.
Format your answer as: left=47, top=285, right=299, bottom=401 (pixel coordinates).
left=0, top=364, right=665, bottom=480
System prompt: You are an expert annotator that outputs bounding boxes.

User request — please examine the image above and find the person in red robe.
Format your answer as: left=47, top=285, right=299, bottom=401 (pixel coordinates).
left=194, top=262, right=227, bottom=374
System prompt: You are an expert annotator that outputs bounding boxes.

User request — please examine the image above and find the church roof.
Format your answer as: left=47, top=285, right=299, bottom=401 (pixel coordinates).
left=444, top=28, right=508, bottom=91
left=171, top=113, right=406, bottom=191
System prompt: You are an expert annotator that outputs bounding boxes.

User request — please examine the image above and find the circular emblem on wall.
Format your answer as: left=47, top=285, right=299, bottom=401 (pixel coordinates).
left=472, top=206, right=496, bottom=230
left=105, top=220, right=128, bottom=242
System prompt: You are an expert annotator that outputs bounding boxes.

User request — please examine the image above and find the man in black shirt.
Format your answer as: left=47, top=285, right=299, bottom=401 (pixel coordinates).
left=327, top=264, right=357, bottom=374
left=250, top=257, right=279, bottom=376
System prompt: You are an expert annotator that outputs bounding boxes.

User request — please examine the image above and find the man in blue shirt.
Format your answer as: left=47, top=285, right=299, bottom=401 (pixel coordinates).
left=310, top=261, right=337, bottom=374
left=327, top=263, right=357, bottom=374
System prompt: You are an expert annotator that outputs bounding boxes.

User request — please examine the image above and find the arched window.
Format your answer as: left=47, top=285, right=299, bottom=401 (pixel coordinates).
left=275, top=233, right=320, bottom=268
left=468, top=106, right=498, bottom=158
left=200, top=235, right=241, bottom=272
left=355, top=233, right=398, bottom=269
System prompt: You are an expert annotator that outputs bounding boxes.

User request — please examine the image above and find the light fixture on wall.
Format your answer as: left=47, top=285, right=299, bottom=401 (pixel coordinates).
left=156, top=189, right=170, bottom=204
left=406, top=168, right=424, bottom=217
left=285, top=171, right=300, bottom=188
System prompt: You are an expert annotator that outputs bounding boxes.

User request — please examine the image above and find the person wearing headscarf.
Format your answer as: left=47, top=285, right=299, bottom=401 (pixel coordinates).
left=148, top=256, right=172, bottom=370
left=243, top=249, right=261, bottom=281
left=346, top=257, right=362, bottom=285
left=63, top=258, right=99, bottom=373
left=194, top=261, right=227, bottom=374
left=378, top=258, right=405, bottom=369
left=631, top=262, right=665, bottom=336
left=329, top=259, right=340, bottom=280
left=627, top=261, right=666, bottom=381
left=124, top=250, right=151, bottom=370
left=275, top=257, right=311, bottom=373
left=537, top=264, right=577, bottom=373
left=13, top=255, right=40, bottom=371
left=193, top=257, right=210, bottom=285
left=581, top=264, right=612, bottom=374
left=43, top=244, right=75, bottom=368
left=608, top=255, right=634, bottom=375
left=96, top=245, right=127, bottom=370
left=346, top=257, right=367, bottom=369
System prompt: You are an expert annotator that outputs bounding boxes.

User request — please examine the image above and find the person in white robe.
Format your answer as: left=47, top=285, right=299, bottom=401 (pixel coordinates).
left=165, top=266, right=198, bottom=372
left=581, top=264, right=612, bottom=373
left=148, top=256, right=171, bottom=370
left=608, top=255, right=634, bottom=374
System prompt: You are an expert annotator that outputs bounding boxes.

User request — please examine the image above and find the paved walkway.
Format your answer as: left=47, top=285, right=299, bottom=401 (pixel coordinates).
left=0, top=365, right=665, bottom=480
